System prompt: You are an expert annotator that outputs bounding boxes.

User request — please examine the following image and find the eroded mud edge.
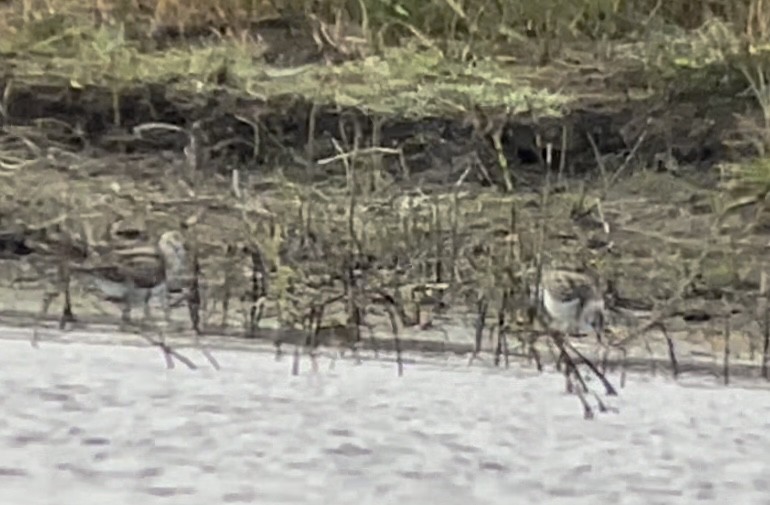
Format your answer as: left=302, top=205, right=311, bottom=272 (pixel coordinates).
left=1, top=309, right=767, bottom=384
left=0, top=64, right=750, bottom=188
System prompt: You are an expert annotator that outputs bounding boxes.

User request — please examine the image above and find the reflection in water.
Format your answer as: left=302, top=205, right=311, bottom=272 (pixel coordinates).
left=0, top=339, right=768, bottom=504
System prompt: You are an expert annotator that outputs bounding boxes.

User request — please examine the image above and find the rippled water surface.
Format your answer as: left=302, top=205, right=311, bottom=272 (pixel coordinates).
left=1, top=338, right=769, bottom=505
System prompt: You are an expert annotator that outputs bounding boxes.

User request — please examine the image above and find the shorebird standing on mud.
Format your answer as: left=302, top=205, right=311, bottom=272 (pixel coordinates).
left=32, top=230, right=191, bottom=343
left=539, top=267, right=617, bottom=418
left=72, top=230, right=190, bottom=330
left=541, top=268, right=605, bottom=341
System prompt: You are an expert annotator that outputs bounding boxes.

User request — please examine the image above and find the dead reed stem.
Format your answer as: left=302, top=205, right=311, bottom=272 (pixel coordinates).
left=247, top=243, right=269, bottom=337
left=450, top=191, right=460, bottom=283
left=565, top=340, right=618, bottom=396
left=494, top=292, right=510, bottom=368
left=491, top=127, right=513, bottom=192
left=576, top=386, right=595, bottom=420
left=432, top=200, right=443, bottom=283
left=139, top=332, right=197, bottom=370
left=660, top=323, right=680, bottom=379
left=385, top=302, right=404, bottom=377
left=723, top=311, right=731, bottom=385
left=549, top=334, right=587, bottom=392
left=187, top=247, right=202, bottom=335
left=762, top=273, right=769, bottom=380
left=219, top=243, right=237, bottom=328
left=473, top=293, right=488, bottom=356
left=762, top=301, right=770, bottom=380
left=292, top=345, right=301, bottom=375
left=305, top=100, right=318, bottom=166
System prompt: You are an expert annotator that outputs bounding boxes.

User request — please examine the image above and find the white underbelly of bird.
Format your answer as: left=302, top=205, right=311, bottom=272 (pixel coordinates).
left=541, top=268, right=606, bottom=338
left=543, top=289, right=591, bottom=333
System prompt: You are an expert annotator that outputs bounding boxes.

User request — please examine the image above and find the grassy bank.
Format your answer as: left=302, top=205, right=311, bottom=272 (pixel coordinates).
left=0, top=0, right=768, bottom=117
left=4, top=0, right=768, bottom=48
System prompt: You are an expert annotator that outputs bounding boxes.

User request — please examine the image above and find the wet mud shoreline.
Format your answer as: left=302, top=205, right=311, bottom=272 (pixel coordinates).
left=0, top=299, right=767, bottom=383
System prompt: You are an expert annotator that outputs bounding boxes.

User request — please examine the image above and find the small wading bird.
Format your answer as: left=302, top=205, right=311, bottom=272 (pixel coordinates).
left=541, top=268, right=605, bottom=341
left=540, top=267, right=618, bottom=416
left=33, top=230, right=190, bottom=341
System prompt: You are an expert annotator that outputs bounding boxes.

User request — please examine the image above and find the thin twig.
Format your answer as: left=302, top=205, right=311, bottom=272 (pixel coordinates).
left=565, top=340, right=618, bottom=396
left=723, top=310, right=731, bottom=385
left=138, top=333, right=197, bottom=370
left=316, top=146, right=401, bottom=166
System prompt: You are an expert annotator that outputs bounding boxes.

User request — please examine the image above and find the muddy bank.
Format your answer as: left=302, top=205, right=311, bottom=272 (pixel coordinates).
left=0, top=51, right=750, bottom=189
left=0, top=36, right=769, bottom=380
left=0, top=315, right=766, bottom=382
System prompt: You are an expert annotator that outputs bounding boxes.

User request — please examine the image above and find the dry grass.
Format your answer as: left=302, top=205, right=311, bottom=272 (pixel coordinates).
left=2, top=0, right=769, bottom=122
left=3, top=0, right=770, bottom=58
left=5, top=0, right=768, bottom=42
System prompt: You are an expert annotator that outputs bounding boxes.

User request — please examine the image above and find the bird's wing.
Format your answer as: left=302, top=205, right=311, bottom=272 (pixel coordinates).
left=74, top=247, right=164, bottom=289
left=544, top=270, right=596, bottom=304
left=26, top=233, right=89, bottom=261
left=114, top=252, right=164, bottom=289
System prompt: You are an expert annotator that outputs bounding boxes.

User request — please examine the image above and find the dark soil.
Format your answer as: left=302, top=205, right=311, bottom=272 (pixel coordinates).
left=0, top=57, right=749, bottom=187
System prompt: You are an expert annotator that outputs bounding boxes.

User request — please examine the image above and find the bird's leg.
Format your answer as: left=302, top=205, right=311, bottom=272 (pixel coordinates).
left=160, top=284, right=172, bottom=328
left=33, top=288, right=58, bottom=347
left=120, top=302, right=132, bottom=332
left=221, top=284, right=230, bottom=329
left=187, top=282, right=202, bottom=339
left=140, top=289, right=156, bottom=332
left=551, top=332, right=572, bottom=392
left=57, top=259, right=76, bottom=330
left=143, top=301, right=152, bottom=322
left=33, top=260, right=76, bottom=345
left=563, top=350, right=576, bottom=394
left=596, top=331, right=612, bottom=375
left=60, top=292, right=74, bottom=329
left=186, top=281, right=217, bottom=368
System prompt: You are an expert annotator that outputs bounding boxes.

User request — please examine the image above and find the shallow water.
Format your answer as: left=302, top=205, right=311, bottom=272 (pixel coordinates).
left=0, top=339, right=769, bottom=505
